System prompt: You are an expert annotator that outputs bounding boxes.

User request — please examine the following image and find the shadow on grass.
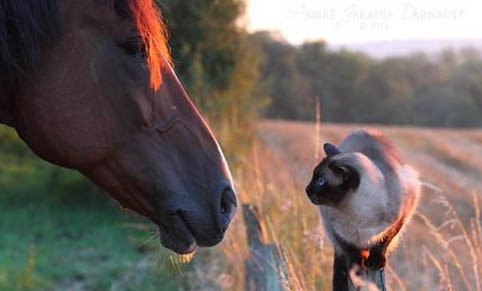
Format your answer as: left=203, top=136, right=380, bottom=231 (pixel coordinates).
left=0, top=128, right=184, bottom=291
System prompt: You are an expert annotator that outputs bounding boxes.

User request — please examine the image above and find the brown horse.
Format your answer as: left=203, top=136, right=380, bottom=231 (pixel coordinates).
left=0, top=0, right=236, bottom=254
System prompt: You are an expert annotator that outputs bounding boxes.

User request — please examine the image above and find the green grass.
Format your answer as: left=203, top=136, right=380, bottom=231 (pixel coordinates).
left=0, top=128, right=183, bottom=291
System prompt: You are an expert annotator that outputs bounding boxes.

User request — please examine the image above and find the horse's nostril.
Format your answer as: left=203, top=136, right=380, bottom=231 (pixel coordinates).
left=219, top=186, right=237, bottom=227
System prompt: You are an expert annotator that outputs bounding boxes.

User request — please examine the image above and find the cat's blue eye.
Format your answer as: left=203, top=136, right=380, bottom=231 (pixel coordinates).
left=316, top=177, right=325, bottom=187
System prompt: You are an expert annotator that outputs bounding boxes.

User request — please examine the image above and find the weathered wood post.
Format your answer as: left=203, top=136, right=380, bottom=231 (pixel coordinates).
left=243, top=204, right=288, bottom=291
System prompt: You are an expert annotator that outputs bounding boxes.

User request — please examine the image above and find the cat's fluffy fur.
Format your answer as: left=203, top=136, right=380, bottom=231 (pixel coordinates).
left=322, top=129, right=419, bottom=248
left=305, top=129, right=421, bottom=289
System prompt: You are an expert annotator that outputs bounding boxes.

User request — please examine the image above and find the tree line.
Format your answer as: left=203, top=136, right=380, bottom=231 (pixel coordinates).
left=160, top=0, right=482, bottom=130
left=252, top=32, right=482, bottom=127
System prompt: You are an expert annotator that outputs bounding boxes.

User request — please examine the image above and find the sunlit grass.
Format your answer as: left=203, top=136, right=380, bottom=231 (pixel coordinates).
left=187, top=121, right=482, bottom=291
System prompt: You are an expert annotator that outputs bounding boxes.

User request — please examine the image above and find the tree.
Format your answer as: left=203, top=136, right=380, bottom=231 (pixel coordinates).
left=159, top=0, right=268, bottom=158
left=254, top=34, right=482, bottom=127
left=251, top=32, right=312, bottom=120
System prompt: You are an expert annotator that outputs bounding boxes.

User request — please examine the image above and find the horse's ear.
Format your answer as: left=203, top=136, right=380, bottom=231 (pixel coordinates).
left=324, top=143, right=341, bottom=156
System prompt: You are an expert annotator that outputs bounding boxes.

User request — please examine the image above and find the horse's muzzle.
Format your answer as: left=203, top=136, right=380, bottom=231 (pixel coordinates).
left=158, top=182, right=237, bottom=254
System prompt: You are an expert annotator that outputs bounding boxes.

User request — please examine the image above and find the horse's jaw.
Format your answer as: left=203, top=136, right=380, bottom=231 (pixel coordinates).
left=0, top=87, right=16, bottom=127
left=81, top=121, right=231, bottom=254
left=82, top=163, right=201, bottom=255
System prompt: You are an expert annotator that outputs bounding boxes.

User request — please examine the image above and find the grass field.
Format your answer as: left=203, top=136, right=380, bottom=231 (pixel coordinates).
left=1, top=121, right=481, bottom=290
left=0, top=127, right=184, bottom=291
left=205, top=120, right=482, bottom=291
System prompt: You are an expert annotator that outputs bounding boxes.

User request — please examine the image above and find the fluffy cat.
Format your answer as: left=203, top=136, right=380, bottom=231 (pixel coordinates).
left=305, top=129, right=421, bottom=290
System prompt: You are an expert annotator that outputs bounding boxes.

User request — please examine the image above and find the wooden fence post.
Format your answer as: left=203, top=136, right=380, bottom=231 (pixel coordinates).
left=243, top=204, right=288, bottom=291
left=242, top=203, right=386, bottom=291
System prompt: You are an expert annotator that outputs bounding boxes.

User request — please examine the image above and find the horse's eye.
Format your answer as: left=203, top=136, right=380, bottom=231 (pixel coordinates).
left=119, top=36, right=147, bottom=60
left=316, top=177, right=325, bottom=187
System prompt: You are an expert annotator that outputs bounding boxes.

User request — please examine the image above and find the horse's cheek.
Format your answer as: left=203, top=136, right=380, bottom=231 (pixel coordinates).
left=15, top=78, right=120, bottom=169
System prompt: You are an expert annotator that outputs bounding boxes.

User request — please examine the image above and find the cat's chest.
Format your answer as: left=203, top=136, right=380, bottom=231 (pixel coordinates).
left=320, top=205, right=390, bottom=246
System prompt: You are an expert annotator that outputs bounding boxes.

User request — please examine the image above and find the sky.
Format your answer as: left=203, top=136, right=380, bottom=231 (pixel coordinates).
left=246, top=0, right=482, bottom=45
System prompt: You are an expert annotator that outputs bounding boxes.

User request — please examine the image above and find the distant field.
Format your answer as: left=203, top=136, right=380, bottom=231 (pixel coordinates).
left=249, top=120, right=482, bottom=290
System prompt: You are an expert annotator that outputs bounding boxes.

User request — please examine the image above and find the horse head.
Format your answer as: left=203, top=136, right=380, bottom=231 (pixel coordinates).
left=0, top=0, right=236, bottom=254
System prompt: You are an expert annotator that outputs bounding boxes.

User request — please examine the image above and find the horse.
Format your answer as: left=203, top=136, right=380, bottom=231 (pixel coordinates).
left=0, top=0, right=237, bottom=255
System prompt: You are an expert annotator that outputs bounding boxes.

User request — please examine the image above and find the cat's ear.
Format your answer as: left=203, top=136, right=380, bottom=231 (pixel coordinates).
left=330, top=163, right=349, bottom=178
left=337, top=166, right=360, bottom=189
left=331, top=164, right=360, bottom=189
left=324, top=143, right=341, bottom=156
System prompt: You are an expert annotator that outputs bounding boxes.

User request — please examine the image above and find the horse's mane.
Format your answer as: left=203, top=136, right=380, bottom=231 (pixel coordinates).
left=0, top=0, right=170, bottom=90
left=0, top=0, right=59, bottom=85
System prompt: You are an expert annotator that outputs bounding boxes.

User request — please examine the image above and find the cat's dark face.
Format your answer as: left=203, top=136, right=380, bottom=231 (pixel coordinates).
left=305, top=143, right=360, bottom=206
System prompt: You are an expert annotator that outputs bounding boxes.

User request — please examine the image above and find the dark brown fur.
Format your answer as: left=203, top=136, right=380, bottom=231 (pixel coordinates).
left=0, top=0, right=236, bottom=254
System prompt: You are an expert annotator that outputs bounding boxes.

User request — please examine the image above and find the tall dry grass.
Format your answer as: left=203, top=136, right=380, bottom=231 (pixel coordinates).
left=148, top=119, right=482, bottom=291
left=193, top=121, right=482, bottom=291
left=219, top=141, right=333, bottom=290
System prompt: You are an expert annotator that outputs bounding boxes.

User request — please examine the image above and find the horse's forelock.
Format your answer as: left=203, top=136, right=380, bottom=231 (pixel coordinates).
left=129, top=0, right=171, bottom=90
